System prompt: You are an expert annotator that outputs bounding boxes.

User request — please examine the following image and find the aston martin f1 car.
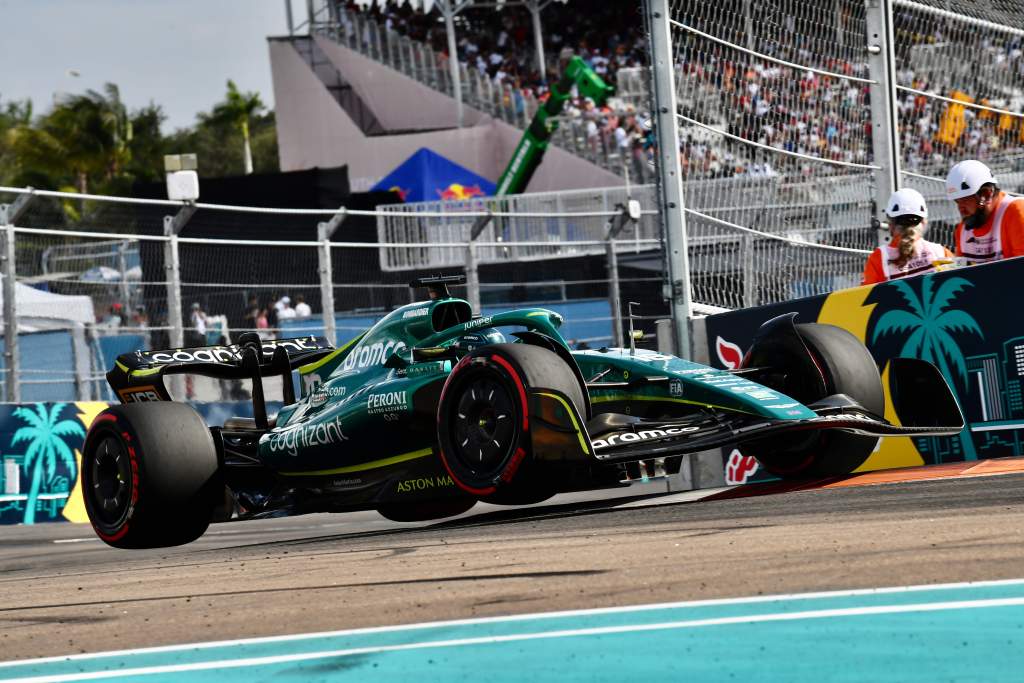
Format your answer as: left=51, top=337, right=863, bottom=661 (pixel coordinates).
left=83, top=275, right=964, bottom=548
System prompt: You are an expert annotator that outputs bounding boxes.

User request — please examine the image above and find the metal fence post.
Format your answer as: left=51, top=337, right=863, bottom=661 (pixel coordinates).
left=318, top=208, right=346, bottom=346
left=742, top=234, right=756, bottom=308
left=164, top=205, right=194, bottom=398
left=439, top=0, right=464, bottom=127
left=1, top=191, right=35, bottom=402
left=465, top=241, right=481, bottom=313
left=317, top=223, right=337, bottom=346
left=606, top=239, right=623, bottom=347
left=646, top=0, right=694, bottom=359
left=865, top=0, right=901, bottom=247
left=2, top=223, right=18, bottom=402
left=117, top=240, right=131, bottom=311
left=163, top=228, right=183, bottom=350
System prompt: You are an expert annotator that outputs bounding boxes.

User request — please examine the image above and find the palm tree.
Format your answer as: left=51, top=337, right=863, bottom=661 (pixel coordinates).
left=205, top=80, right=264, bottom=175
left=871, top=276, right=983, bottom=460
left=9, top=83, right=132, bottom=198
left=11, top=403, right=85, bottom=524
left=0, top=97, right=33, bottom=185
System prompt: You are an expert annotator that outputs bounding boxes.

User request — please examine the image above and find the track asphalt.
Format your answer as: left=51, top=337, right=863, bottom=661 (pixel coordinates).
left=2, top=579, right=1023, bottom=682
left=2, top=459, right=1023, bottom=680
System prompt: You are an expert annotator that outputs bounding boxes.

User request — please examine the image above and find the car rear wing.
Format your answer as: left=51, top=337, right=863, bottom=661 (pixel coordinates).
left=107, top=335, right=335, bottom=417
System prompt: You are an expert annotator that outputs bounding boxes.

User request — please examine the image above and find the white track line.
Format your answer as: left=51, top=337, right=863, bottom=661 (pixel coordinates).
left=3, top=577, right=1024, bottom=669
left=5, top=596, right=1024, bottom=683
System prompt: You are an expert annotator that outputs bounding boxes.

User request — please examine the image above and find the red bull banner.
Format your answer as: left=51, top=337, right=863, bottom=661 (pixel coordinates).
left=371, top=147, right=496, bottom=204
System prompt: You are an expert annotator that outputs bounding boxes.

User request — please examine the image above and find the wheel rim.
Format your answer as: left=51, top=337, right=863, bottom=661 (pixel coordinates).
left=450, top=375, right=516, bottom=475
left=89, top=435, right=133, bottom=527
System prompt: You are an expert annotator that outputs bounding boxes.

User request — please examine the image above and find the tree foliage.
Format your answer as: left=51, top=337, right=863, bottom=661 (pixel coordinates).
left=0, top=80, right=279, bottom=197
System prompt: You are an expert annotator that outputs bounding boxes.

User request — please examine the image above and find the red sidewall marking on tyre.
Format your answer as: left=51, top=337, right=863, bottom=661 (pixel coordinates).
left=90, top=416, right=141, bottom=544
left=437, top=447, right=497, bottom=497
left=498, top=447, right=527, bottom=484
left=491, top=355, right=529, bottom=431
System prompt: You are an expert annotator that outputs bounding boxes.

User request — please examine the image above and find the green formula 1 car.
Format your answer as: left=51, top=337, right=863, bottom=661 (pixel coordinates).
left=83, top=276, right=964, bottom=548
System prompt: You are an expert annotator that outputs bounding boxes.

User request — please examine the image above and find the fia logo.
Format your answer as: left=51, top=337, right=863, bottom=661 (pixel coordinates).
left=669, top=379, right=683, bottom=398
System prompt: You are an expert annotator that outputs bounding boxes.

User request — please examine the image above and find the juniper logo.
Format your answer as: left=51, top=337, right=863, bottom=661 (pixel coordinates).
left=464, top=316, right=494, bottom=329
left=591, top=425, right=700, bottom=450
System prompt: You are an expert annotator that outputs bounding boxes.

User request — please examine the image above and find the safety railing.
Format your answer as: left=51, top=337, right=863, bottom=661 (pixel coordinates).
left=1, top=183, right=881, bottom=402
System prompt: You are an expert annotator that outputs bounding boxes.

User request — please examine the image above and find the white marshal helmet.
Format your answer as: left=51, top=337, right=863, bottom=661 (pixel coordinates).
left=885, top=188, right=928, bottom=219
left=945, top=159, right=997, bottom=200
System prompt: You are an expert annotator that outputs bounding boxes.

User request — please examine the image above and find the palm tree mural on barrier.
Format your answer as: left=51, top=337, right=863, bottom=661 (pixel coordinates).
left=871, top=276, right=983, bottom=460
left=11, top=404, right=85, bottom=524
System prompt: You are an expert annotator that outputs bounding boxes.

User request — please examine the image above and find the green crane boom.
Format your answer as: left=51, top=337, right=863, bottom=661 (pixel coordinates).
left=494, top=56, right=614, bottom=196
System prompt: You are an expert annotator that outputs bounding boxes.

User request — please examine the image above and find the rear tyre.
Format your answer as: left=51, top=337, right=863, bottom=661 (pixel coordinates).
left=744, top=323, right=884, bottom=479
left=82, top=403, right=221, bottom=549
left=437, top=343, right=585, bottom=503
left=376, top=497, right=476, bottom=522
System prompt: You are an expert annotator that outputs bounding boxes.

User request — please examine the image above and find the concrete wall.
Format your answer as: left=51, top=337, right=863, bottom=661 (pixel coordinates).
left=269, top=38, right=623, bottom=193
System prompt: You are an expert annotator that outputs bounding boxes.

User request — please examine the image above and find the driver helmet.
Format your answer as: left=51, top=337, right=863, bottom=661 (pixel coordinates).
left=946, top=160, right=997, bottom=200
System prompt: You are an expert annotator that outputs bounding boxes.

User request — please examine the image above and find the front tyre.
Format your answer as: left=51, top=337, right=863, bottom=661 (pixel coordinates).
left=744, top=323, right=885, bottom=479
left=437, top=343, right=584, bottom=502
left=82, top=403, right=221, bottom=549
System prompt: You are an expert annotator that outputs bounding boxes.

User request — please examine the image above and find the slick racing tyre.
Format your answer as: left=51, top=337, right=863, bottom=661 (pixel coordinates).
left=437, top=343, right=585, bottom=503
left=82, top=402, right=221, bottom=549
left=743, top=323, right=885, bottom=479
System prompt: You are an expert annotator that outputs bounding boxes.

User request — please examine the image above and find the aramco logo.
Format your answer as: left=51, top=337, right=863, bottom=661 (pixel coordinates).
left=437, top=183, right=485, bottom=200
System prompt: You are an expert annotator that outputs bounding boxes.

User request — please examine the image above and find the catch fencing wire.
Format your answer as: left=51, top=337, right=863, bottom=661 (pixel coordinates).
left=2, top=184, right=880, bottom=398
left=663, top=0, right=878, bottom=308
left=891, top=0, right=1024, bottom=247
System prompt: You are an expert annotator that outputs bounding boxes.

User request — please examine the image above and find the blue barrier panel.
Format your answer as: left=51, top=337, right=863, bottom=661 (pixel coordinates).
left=0, top=331, right=76, bottom=402
left=97, top=334, right=146, bottom=371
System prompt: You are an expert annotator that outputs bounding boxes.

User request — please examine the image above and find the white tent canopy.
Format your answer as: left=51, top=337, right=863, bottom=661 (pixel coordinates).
left=0, top=282, right=95, bottom=334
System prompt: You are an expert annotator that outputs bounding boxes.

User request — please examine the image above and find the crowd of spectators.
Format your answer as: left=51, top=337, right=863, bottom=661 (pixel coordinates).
left=341, top=2, right=657, bottom=180
left=341, top=1, right=1024, bottom=184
